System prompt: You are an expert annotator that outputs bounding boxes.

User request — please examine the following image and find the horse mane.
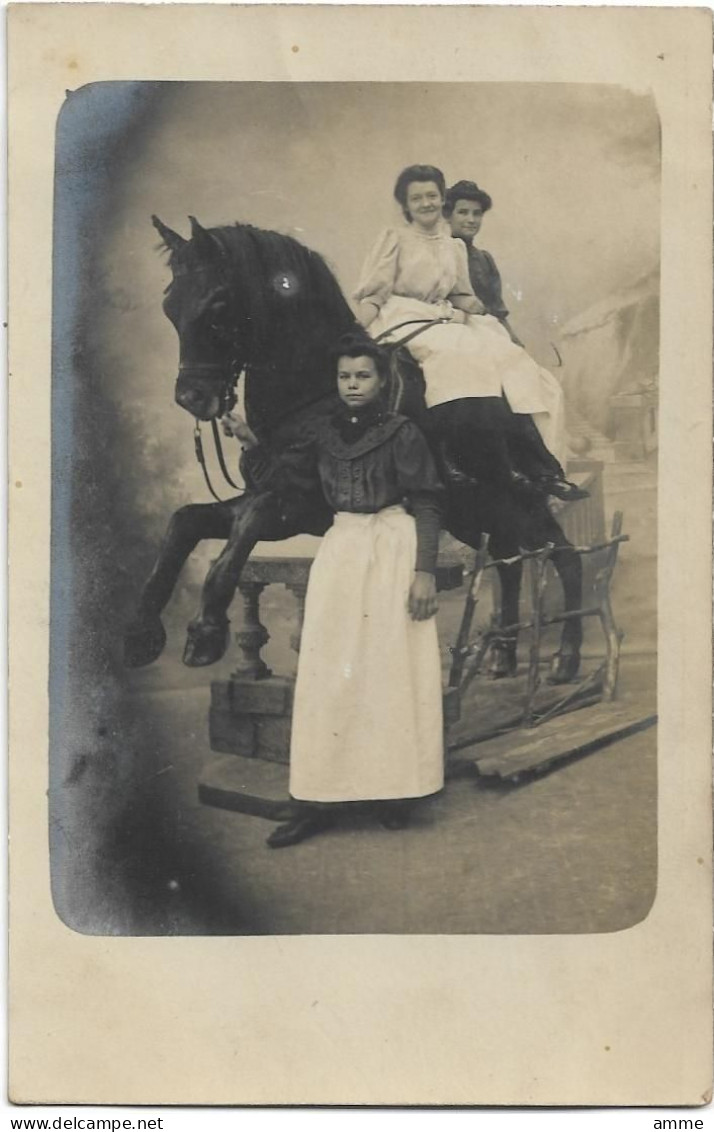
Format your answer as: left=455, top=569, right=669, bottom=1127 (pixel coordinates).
left=215, top=223, right=356, bottom=361
left=199, top=224, right=358, bottom=431
left=159, top=219, right=359, bottom=434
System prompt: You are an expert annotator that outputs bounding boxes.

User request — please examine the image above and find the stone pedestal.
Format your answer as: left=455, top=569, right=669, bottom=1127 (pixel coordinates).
left=209, top=676, right=294, bottom=761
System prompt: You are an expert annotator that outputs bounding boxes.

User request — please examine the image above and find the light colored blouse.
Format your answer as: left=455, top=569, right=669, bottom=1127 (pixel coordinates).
left=354, top=224, right=475, bottom=310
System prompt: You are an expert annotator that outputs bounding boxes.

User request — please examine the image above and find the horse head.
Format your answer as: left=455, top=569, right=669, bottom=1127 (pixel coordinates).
left=154, top=214, right=247, bottom=421
left=154, top=215, right=358, bottom=432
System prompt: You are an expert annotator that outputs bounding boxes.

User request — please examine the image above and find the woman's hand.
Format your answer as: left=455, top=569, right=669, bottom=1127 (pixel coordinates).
left=408, top=571, right=438, bottom=621
left=221, top=411, right=259, bottom=448
left=456, top=297, right=486, bottom=317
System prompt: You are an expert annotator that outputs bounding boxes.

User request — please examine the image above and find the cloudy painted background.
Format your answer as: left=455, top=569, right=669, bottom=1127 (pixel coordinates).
left=50, top=82, right=659, bottom=930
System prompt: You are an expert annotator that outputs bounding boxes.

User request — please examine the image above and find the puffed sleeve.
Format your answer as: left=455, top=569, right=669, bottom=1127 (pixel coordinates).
left=392, top=420, right=444, bottom=574
left=448, top=238, right=478, bottom=301
left=353, top=227, right=400, bottom=309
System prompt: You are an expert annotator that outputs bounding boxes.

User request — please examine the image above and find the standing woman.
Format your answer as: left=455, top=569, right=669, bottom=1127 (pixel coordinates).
left=355, top=164, right=583, bottom=500
left=226, top=334, right=446, bottom=848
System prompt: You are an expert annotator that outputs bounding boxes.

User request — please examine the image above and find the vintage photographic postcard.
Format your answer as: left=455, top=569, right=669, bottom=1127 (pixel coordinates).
left=8, top=2, right=712, bottom=1106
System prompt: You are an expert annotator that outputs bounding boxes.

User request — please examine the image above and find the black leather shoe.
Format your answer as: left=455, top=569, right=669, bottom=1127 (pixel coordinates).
left=266, top=811, right=333, bottom=849
left=438, top=444, right=478, bottom=487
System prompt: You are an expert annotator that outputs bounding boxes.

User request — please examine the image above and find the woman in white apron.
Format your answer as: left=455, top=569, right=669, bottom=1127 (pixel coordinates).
left=226, top=333, right=445, bottom=849
left=355, top=164, right=584, bottom=502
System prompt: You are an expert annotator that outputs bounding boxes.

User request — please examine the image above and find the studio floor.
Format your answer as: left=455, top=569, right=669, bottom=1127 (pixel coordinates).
left=53, top=455, right=658, bottom=937
left=67, top=646, right=654, bottom=937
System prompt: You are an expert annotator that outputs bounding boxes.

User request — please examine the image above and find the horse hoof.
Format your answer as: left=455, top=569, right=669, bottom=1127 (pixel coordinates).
left=183, top=618, right=230, bottom=667
left=547, top=650, right=580, bottom=684
left=488, top=639, right=518, bottom=679
left=123, top=617, right=167, bottom=668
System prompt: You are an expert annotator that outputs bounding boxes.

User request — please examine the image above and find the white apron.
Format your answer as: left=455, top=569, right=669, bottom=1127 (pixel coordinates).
left=372, top=295, right=567, bottom=465
left=289, top=506, right=444, bottom=803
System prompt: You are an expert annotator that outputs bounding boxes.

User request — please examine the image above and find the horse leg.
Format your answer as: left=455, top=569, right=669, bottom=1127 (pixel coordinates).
left=545, top=518, right=583, bottom=684
left=183, top=492, right=283, bottom=668
left=124, top=501, right=233, bottom=668
left=488, top=560, right=522, bottom=678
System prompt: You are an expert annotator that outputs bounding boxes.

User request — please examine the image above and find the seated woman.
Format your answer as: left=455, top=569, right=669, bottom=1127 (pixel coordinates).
left=444, top=178, right=567, bottom=482
left=355, top=163, right=584, bottom=501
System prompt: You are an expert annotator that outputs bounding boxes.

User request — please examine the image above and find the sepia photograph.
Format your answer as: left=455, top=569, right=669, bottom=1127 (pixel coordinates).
left=50, top=79, right=660, bottom=936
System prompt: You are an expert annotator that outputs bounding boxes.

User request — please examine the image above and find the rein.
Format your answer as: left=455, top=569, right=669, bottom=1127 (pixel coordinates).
left=374, top=317, right=451, bottom=349
left=211, top=418, right=242, bottom=491
left=193, top=417, right=244, bottom=504
left=193, top=422, right=225, bottom=503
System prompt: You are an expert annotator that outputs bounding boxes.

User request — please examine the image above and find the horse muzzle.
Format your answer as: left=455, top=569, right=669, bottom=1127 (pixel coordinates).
left=174, top=364, right=233, bottom=421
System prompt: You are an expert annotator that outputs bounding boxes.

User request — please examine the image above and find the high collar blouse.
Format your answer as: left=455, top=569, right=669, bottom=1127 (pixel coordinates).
left=354, top=223, right=475, bottom=310
left=240, top=411, right=444, bottom=574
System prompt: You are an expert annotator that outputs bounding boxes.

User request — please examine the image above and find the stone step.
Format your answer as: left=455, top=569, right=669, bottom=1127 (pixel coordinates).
left=198, top=753, right=293, bottom=820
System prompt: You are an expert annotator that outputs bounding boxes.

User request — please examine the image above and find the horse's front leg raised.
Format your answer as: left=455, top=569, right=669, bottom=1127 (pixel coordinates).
left=124, top=500, right=234, bottom=667
left=183, top=491, right=283, bottom=668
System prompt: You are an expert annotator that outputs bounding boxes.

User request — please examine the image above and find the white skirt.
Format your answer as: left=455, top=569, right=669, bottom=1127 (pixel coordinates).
left=372, top=296, right=566, bottom=464
left=289, top=506, right=444, bottom=803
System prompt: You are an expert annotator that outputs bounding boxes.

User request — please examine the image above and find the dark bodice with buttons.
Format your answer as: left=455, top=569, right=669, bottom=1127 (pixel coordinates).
left=241, top=409, right=444, bottom=574
left=316, top=414, right=438, bottom=514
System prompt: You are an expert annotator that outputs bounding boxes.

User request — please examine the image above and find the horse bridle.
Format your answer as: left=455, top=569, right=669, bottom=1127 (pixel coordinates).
left=183, top=354, right=245, bottom=503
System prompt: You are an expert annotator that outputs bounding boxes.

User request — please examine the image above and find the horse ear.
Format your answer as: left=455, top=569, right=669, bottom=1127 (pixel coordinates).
left=188, top=215, right=219, bottom=257
left=152, top=215, right=186, bottom=252
left=188, top=216, right=221, bottom=260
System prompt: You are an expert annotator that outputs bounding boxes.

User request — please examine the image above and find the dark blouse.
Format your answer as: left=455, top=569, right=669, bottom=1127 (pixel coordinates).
left=464, top=244, right=509, bottom=320
left=241, top=408, right=444, bottom=574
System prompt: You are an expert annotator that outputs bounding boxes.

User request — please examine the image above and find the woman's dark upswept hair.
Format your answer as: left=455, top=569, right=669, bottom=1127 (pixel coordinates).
left=330, top=330, right=390, bottom=383
left=443, top=180, right=493, bottom=218
left=393, top=164, right=447, bottom=223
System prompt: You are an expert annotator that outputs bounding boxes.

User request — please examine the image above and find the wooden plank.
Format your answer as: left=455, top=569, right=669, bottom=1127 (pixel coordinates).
left=197, top=754, right=293, bottom=820
left=465, top=695, right=656, bottom=779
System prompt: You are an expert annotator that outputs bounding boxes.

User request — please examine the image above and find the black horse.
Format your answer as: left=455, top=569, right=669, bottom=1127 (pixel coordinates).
left=124, top=215, right=582, bottom=679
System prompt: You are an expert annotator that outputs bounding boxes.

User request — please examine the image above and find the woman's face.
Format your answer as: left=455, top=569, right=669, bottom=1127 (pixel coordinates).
left=405, top=181, right=444, bottom=230
left=336, top=355, right=384, bottom=409
left=448, top=199, right=485, bottom=243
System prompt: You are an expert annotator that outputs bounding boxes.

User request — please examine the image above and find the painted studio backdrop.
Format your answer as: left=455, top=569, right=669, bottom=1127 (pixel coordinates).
left=51, top=83, right=659, bottom=934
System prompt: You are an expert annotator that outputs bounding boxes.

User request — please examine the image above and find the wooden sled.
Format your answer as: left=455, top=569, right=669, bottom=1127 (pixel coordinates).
left=445, top=511, right=657, bottom=783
